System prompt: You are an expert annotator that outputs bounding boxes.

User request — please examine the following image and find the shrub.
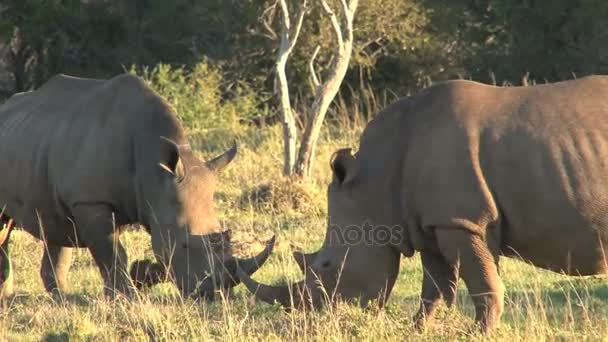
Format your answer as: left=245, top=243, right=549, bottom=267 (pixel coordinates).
left=129, top=61, right=265, bottom=132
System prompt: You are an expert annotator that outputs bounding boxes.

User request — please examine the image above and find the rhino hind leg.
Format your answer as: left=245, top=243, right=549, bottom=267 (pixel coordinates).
left=40, top=245, right=72, bottom=294
left=435, top=227, right=504, bottom=334
left=0, top=218, right=14, bottom=298
left=413, top=249, right=460, bottom=330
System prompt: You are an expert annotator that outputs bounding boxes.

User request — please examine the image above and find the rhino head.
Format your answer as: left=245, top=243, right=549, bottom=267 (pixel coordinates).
left=132, top=139, right=275, bottom=298
left=238, top=148, right=413, bottom=309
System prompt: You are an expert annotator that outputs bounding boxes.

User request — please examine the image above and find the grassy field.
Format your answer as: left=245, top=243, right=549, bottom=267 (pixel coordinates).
left=1, top=124, right=608, bottom=341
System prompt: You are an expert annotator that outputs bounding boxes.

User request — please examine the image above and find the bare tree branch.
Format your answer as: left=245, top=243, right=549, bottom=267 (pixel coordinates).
left=275, top=0, right=308, bottom=176
left=340, top=0, right=358, bottom=43
left=277, top=0, right=307, bottom=57
left=274, top=0, right=358, bottom=177
left=309, top=45, right=321, bottom=88
left=287, top=0, right=308, bottom=52
left=259, top=2, right=279, bottom=41
left=278, top=0, right=291, bottom=28
left=294, top=0, right=359, bottom=177
left=338, top=0, right=350, bottom=37
left=346, top=0, right=358, bottom=16
left=320, top=0, right=344, bottom=49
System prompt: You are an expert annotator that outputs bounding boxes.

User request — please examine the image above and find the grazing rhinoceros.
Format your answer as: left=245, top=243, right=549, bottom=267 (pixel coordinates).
left=0, top=73, right=274, bottom=299
left=239, top=75, right=608, bottom=333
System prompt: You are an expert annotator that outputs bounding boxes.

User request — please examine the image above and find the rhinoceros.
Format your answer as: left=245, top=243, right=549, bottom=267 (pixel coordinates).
left=239, top=75, right=608, bottom=333
left=0, top=73, right=274, bottom=299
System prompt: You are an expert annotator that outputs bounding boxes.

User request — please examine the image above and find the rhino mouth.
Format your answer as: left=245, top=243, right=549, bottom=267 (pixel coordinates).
left=196, top=235, right=277, bottom=300
left=130, top=235, right=276, bottom=299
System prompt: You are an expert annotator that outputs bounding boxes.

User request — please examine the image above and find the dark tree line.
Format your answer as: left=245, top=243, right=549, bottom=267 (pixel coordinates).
left=1, top=0, right=607, bottom=106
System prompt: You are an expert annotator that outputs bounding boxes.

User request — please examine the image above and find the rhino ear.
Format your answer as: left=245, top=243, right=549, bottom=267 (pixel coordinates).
left=331, top=148, right=357, bottom=185
left=159, top=136, right=182, bottom=175
left=206, top=142, right=237, bottom=173
left=208, top=229, right=232, bottom=244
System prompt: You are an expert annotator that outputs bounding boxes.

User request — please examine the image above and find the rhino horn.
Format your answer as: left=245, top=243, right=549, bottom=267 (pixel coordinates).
left=129, top=259, right=167, bottom=289
left=292, top=249, right=319, bottom=274
left=223, top=235, right=276, bottom=288
left=236, top=266, right=308, bottom=309
left=206, top=142, right=237, bottom=172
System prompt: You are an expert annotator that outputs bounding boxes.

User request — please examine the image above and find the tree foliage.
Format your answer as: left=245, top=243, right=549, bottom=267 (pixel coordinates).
left=423, top=0, right=608, bottom=84
left=1, top=0, right=607, bottom=106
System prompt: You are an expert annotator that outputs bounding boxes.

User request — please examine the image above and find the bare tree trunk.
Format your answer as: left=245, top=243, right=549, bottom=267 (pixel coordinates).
left=11, top=47, right=28, bottom=92
left=269, top=0, right=357, bottom=178
left=32, top=39, right=46, bottom=89
left=277, top=58, right=298, bottom=175
left=9, top=30, right=32, bottom=93
left=294, top=0, right=358, bottom=177
left=275, top=0, right=307, bottom=176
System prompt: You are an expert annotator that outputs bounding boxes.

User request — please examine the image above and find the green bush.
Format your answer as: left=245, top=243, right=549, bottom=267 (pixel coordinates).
left=129, top=61, right=265, bottom=132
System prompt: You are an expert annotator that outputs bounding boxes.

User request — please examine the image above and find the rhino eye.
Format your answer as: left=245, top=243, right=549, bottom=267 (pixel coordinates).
left=181, top=242, right=189, bottom=249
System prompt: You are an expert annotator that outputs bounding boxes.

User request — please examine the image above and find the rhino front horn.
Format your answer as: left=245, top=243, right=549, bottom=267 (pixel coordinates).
left=129, top=259, right=167, bottom=289
left=236, top=266, right=308, bottom=309
left=224, top=235, right=276, bottom=287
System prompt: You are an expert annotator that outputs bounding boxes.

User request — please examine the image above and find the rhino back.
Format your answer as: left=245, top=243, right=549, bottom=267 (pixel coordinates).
left=478, top=77, right=608, bottom=273
left=0, top=74, right=183, bottom=245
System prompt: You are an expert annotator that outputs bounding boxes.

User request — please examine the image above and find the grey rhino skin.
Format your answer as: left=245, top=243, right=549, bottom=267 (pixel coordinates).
left=0, top=73, right=274, bottom=299
left=240, top=76, right=608, bottom=334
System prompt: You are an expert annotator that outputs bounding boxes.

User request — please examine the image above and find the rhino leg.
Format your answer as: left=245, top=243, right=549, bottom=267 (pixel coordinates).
left=40, top=245, right=72, bottom=294
left=435, top=228, right=504, bottom=334
left=0, top=218, right=14, bottom=298
left=73, top=205, right=132, bottom=299
left=413, top=248, right=460, bottom=330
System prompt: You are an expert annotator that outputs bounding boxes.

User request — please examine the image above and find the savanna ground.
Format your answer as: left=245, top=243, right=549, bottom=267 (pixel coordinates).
left=1, top=122, right=608, bottom=341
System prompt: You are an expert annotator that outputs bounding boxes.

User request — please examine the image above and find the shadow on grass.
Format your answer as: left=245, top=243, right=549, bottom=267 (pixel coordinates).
left=42, top=332, right=69, bottom=342
left=408, top=276, right=608, bottom=329
left=2, top=291, right=95, bottom=309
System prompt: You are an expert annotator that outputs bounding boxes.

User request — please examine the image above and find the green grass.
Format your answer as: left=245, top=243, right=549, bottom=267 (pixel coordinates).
left=2, top=125, right=608, bottom=341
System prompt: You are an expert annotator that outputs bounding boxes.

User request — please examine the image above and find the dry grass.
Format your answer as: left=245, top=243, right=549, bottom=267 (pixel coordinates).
left=237, top=178, right=316, bottom=214
left=1, top=124, right=608, bottom=341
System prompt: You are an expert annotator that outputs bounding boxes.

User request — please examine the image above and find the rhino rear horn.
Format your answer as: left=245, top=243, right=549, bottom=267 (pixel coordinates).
left=206, top=142, right=237, bottom=172
left=292, top=250, right=319, bottom=274
left=224, top=235, right=276, bottom=288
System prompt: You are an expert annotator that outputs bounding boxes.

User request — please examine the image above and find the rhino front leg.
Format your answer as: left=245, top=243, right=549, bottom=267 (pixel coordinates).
left=0, top=218, right=14, bottom=298
left=413, top=248, right=459, bottom=329
left=40, top=245, right=72, bottom=294
left=73, top=205, right=132, bottom=299
left=435, top=227, right=504, bottom=334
